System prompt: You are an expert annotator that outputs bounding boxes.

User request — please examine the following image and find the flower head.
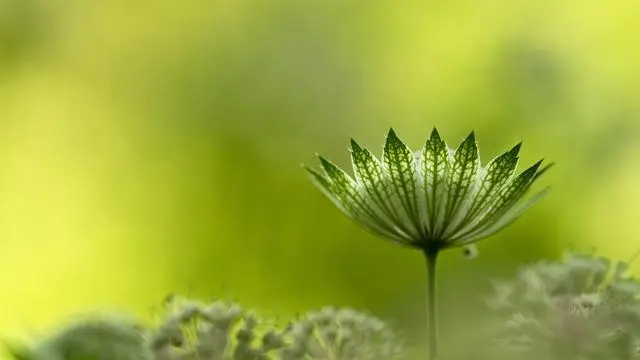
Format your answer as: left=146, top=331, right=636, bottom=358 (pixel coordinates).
left=486, top=252, right=640, bottom=359
left=151, top=296, right=405, bottom=360
left=281, top=307, right=405, bottom=360
left=305, top=128, right=551, bottom=251
left=151, top=296, right=287, bottom=360
left=7, top=314, right=151, bottom=360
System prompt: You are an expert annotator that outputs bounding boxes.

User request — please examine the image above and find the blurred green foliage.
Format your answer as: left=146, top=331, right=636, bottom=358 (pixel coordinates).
left=0, top=0, right=639, bottom=358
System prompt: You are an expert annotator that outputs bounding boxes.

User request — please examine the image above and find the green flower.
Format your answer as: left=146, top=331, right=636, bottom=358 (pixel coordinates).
left=305, top=128, right=552, bottom=359
left=305, top=128, right=551, bottom=251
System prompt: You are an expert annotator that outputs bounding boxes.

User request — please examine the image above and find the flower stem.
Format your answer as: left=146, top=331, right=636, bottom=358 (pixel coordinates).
left=425, top=248, right=439, bottom=359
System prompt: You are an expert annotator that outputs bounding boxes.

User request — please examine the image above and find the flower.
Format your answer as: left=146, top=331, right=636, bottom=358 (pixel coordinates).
left=151, top=296, right=287, bottom=360
left=151, top=296, right=406, bottom=360
left=281, top=307, right=405, bottom=360
left=485, top=252, right=640, bottom=359
left=305, top=128, right=552, bottom=252
left=7, top=295, right=407, bottom=360
left=7, top=314, right=151, bottom=360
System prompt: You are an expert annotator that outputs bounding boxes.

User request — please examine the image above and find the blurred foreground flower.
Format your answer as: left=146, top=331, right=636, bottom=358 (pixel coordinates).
left=7, top=296, right=405, bottom=360
left=305, top=128, right=552, bottom=359
left=151, top=296, right=286, bottom=360
left=281, top=307, right=404, bottom=360
left=152, top=295, right=405, bottom=360
left=6, top=314, right=150, bottom=360
left=487, top=252, right=640, bottom=359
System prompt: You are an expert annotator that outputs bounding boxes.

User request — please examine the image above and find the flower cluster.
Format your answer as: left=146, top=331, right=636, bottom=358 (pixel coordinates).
left=486, top=252, right=640, bottom=359
left=6, top=296, right=405, bottom=360
left=6, top=314, right=151, bottom=360
left=153, top=297, right=405, bottom=360
left=281, top=307, right=404, bottom=360
left=151, top=296, right=287, bottom=360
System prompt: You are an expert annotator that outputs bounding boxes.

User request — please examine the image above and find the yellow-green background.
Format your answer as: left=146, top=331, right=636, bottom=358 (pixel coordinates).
left=0, top=0, right=639, bottom=356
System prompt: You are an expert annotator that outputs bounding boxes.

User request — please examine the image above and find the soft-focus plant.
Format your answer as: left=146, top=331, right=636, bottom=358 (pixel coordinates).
left=486, top=251, right=640, bottom=360
left=5, top=314, right=151, bottom=360
left=6, top=296, right=405, bottom=360
left=153, top=296, right=405, bottom=360
left=151, top=295, right=287, bottom=360
left=281, top=306, right=404, bottom=360
left=305, top=128, right=552, bottom=359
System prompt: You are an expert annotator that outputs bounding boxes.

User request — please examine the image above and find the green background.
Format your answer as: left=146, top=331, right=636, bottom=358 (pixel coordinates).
left=0, top=0, right=639, bottom=356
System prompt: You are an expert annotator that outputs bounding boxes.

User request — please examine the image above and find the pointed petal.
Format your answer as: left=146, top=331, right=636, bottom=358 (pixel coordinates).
left=382, top=129, right=422, bottom=238
left=305, top=165, right=335, bottom=199
left=483, top=159, right=544, bottom=220
left=441, top=131, right=480, bottom=235
left=448, top=159, right=547, bottom=244
left=421, top=127, right=450, bottom=238
left=350, top=139, right=411, bottom=237
left=314, top=156, right=413, bottom=243
left=456, top=142, right=522, bottom=230
left=532, top=161, right=554, bottom=182
left=305, top=164, right=359, bottom=226
left=451, top=187, right=550, bottom=246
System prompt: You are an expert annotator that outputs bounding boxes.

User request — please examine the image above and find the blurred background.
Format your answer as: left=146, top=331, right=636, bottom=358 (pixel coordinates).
left=0, top=0, right=639, bottom=357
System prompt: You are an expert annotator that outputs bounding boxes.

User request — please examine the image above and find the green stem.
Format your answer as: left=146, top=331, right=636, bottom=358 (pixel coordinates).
left=425, top=248, right=439, bottom=359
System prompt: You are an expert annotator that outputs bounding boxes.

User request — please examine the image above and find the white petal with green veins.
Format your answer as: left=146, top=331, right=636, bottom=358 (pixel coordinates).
left=317, top=157, right=410, bottom=243
left=453, top=187, right=550, bottom=246
left=467, top=144, right=521, bottom=219
left=350, top=139, right=410, bottom=237
left=421, top=128, right=450, bottom=239
left=449, top=160, right=546, bottom=244
left=483, top=159, right=544, bottom=221
left=442, top=132, right=480, bottom=237
left=383, top=129, right=422, bottom=239
left=451, top=143, right=522, bottom=235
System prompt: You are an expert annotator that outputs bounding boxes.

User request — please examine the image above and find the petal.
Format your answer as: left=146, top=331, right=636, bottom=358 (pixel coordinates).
left=305, top=165, right=356, bottom=223
left=532, top=162, right=555, bottom=182
left=309, top=156, right=413, bottom=244
left=440, top=131, right=480, bottom=236
left=350, top=139, right=414, bottom=239
left=305, top=165, right=337, bottom=203
left=382, top=129, right=422, bottom=239
left=448, top=159, right=547, bottom=245
left=484, top=159, right=546, bottom=220
left=453, top=187, right=550, bottom=245
left=421, top=127, right=450, bottom=239
left=452, top=142, right=522, bottom=233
